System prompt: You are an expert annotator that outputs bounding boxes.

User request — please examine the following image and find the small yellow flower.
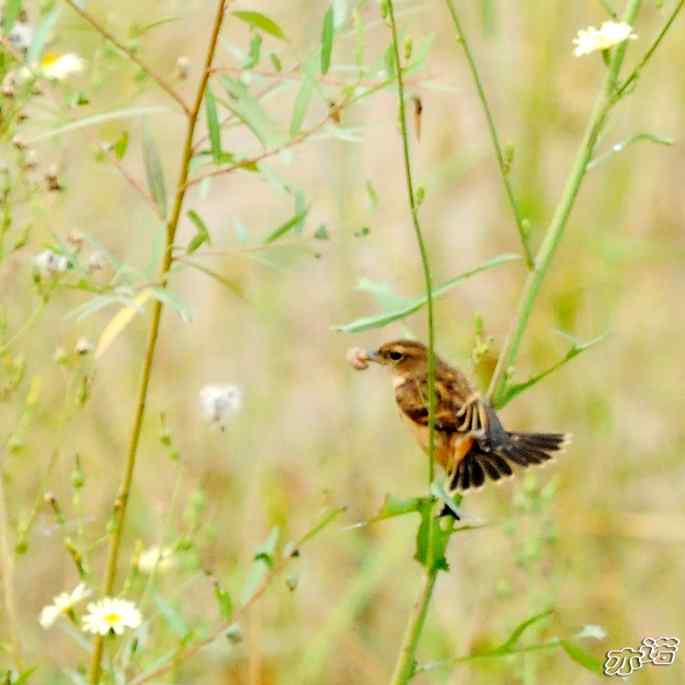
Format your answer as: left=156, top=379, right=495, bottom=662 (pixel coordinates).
left=82, top=597, right=142, bottom=636
left=39, top=582, right=92, bottom=629
left=137, top=545, right=176, bottom=574
left=573, top=21, right=637, bottom=57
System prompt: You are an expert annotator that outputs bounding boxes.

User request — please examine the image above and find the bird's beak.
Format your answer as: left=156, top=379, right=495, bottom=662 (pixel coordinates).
left=366, top=349, right=383, bottom=364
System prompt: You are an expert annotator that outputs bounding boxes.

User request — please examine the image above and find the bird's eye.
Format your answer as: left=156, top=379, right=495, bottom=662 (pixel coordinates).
left=389, top=350, right=404, bottom=361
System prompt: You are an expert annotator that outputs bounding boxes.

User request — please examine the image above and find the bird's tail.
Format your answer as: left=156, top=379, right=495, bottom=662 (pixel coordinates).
left=448, top=404, right=571, bottom=491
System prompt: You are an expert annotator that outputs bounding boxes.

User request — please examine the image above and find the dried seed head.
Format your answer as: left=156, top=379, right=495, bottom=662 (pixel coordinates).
left=87, top=251, right=107, bottom=272
left=175, top=55, right=190, bottom=80
left=199, top=384, right=243, bottom=426
left=346, top=346, right=370, bottom=370
left=74, top=337, right=93, bottom=355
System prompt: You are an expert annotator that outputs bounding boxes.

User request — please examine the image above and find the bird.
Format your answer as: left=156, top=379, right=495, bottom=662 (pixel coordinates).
left=363, top=340, right=570, bottom=496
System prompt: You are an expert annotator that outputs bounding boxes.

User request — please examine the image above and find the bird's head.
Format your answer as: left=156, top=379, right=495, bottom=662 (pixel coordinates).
left=367, top=339, right=429, bottom=379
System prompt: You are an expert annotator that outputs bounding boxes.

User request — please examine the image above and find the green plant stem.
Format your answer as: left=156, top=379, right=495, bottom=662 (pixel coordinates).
left=615, top=0, right=684, bottom=99
left=387, top=2, right=441, bottom=683
left=87, top=2, right=228, bottom=682
left=390, top=568, right=438, bottom=685
left=0, top=469, right=23, bottom=670
left=443, top=0, right=534, bottom=269
left=487, top=0, right=642, bottom=407
left=61, top=0, right=191, bottom=116
left=386, top=0, right=436, bottom=486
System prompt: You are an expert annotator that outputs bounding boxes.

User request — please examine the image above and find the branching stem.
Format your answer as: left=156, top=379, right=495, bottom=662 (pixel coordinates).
left=86, top=2, right=229, bottom=681
left=61, top=0, right=191, bottom=116
left=487, top=0, right=643, bottom=407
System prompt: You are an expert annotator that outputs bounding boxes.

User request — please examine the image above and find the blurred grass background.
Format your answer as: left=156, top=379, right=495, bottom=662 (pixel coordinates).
left=1, top=0, right=684, bottom=682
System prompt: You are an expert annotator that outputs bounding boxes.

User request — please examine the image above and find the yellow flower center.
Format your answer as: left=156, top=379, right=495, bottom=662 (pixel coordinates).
left=104, top=612, right=122, bottom=625
left=40, top=52, right=59, bottom=68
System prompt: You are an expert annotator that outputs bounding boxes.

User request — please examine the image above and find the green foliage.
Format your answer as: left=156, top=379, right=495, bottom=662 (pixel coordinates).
left=2, top=0, right=22, bottom=34
left=334, top=254, right=520, bottom=333
left=142, top=123, right=167, bottom=218
left=186, top=210, right=211, bottom=255
left=320, top=6, right=335, bottom=74
left=231, top=10, right=287, bottom=41
left=204, top=86, right=222, bottom=163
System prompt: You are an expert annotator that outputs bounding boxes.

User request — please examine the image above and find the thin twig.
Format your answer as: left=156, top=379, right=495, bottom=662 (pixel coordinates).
left=387, top=2, right=440, bottom=683
left=87, top=2, right=229, bottom=681
left=211, top=65, right=437, bottom=90
left=487, top=0, right=644, bottom=406
left=615, top=0, right=684, bottom=100
left=443, top=0, right=534, bottom=269
left=186, top=97, right=350, bottom=188
left=61, top=0, right=191, bottom=116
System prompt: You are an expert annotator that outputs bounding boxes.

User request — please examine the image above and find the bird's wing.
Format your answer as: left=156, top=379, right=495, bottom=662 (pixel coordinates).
left=395, top=372, right=472, bottom=433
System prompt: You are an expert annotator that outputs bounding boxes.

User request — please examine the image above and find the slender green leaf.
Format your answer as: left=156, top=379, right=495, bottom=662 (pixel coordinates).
left=25, top=106, right=171, bottom=144
left=12, top=667, right=38, bottom=685
left=560, top=640, right=603, bottom=675
left=232, top=10, right=287, bottom=41
left=149, top=287, right=192, bottom=323
left=186, top=210, right=212, bottom=255
left=376, top=494, right=425, bottom=519
left=219, top=77, right=282, bottom=148
left=181, top=260, right=245, bottom=300
left=152, top=592, right=189, bottom=638
left=205, top=85, right=222, bottom=163
left=241, top=527, right=280, bottom=603
left=296, top=506, right=346, bottom=546
left=3, top=0, right=22, bottom=34
left=142, top=123, right=167, bottom=218
left=213, top=581, right=233, bottom=620
left=496, top=332, right=608, bottom=407
left=495, top=610, right=554, bottom=654
left=334, top=254, right=520, bottom=333
left=27, top=7, right=60, bottom=64
left=244, top=31, right=263, bottom=69
left=588, top=132, right=674, bottom=171
left=264, top=208, right=309, bottom=244
left=130, top=16, right=179, bottom=37
left=320, top=6, right=335, bottom=74
left=113, top=130, right=129, bottom=160
left=290, top=71, right=315, bottom=137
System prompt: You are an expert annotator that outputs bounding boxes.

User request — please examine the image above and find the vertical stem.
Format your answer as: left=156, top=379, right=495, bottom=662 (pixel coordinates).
left=0, top=470, right=23, bottom=670
left=386, top=0, right=436, bottom=486
left=443, top=0, right=534, bottom=269
left=387, top=2, right=441, bottom=683
left=487, top=0, right=642, bottom=406
left=87, top=2, right=228, bottom=682
left=390, top=569, right=438, bottom=685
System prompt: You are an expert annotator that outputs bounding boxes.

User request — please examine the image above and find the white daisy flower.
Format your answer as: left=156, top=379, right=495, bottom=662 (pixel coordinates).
left=39, top=582, right=92, bottom=629
left=33, top=250, right=69, bottom=277
left=40, top=53, right=85, bottom=80
left=573, top=21, right=637, bottom=57
left=199, top=384, right=242, bottom=425
left=82, top=597, right=142, bottom=636
left=137, top=545, right=175, bottom=574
